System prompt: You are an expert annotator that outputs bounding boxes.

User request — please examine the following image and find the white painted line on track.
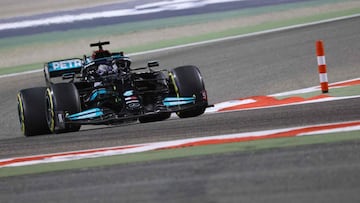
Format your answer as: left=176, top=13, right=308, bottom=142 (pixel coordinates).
left=298, top=125, right=360, bottom=136
left=1, top=13, right=359, bottom=79
left=270, top=77, right=360, bottom=97
left=0, top=69, right=42, bottom=79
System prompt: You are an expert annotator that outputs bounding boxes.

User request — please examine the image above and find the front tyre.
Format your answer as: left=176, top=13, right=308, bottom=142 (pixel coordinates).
left=170, top=65, right=208, bottom=118
left=46, top=83, right=81, bottom=134
left=17, top=87, right=51, bottom=136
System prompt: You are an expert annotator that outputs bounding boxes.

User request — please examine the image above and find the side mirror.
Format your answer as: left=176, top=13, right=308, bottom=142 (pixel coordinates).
left=148, top=61, right=159, bottom=68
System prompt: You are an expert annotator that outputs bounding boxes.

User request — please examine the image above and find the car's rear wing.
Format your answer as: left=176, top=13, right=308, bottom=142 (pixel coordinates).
left=44, top=58, right=83, bottom=83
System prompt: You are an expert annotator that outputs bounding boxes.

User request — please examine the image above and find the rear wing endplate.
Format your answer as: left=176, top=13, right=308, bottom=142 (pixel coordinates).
left=45, top=58, right=83, bottom=77
left=44, top=58, right=83, bottom=84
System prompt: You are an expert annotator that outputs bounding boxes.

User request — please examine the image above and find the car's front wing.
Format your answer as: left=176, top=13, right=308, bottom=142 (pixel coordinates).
left=57, top=97, right=211, bottom=126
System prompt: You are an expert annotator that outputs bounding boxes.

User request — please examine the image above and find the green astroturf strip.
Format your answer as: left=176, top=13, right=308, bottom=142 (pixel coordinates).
left=0, top=131, right=359, bottom=177
left=0, top=64, right=41, bottom=75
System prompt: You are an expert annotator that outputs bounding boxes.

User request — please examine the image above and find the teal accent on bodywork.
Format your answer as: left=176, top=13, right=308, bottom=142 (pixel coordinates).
left=67, top=108, right=104, bottom=120
left=163, top=97, right=196, bottom=107
left=123, top=90, right=134, bottom=97
left=90, top=89, right=108, bottom=101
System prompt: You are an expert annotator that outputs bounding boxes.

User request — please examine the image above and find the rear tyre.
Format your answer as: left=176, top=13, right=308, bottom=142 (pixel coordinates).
left=46, top=83, right=81, bottom=134
left=17, top=87, right=51, bottom=136
left=170, top=65, right=208, bottom=118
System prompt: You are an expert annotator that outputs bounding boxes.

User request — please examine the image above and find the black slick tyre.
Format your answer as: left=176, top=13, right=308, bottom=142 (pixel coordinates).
left=46, top=83, right=81, bottom=134
left=170, top=65, right=208, bottom=118
left=17, top=87, right=51, bottom=136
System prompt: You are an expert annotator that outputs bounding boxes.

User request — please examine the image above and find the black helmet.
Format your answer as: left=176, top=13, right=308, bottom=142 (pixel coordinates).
left=116, top=57, right=132, bottom=71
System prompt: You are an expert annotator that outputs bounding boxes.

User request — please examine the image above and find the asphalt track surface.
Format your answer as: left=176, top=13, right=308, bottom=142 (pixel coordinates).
left=0, top=17, right=360, bottom=202
left=1, top=140, right=359, bottom=203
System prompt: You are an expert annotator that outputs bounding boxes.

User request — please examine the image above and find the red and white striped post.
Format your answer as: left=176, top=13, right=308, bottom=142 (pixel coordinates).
left=316, top=40, right=329, bottom=93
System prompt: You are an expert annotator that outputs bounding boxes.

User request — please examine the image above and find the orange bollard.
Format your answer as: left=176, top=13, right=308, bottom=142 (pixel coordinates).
left=316, top=40, right=328, bottom=93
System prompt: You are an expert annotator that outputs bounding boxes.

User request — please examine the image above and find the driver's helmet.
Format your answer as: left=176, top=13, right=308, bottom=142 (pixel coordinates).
left=114, top=57, right=132, bottom=72
left=97, top=63, right=117, bottom=76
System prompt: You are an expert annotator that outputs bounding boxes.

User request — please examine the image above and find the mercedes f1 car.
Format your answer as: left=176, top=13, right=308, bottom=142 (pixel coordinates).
left=17, top=41, right=210, bottom=136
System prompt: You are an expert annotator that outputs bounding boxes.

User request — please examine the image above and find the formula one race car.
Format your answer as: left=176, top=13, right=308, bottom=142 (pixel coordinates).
left=17, top=41, right=210, bottom=136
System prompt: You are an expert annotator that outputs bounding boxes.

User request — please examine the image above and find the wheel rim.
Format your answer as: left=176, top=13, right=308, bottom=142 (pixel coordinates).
left=45, top=88, right=55, bottom=133
left=17, top=93, right=26, bottom=134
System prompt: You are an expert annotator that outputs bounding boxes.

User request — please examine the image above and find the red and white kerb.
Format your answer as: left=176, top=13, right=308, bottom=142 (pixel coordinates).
left=316, top=40, right=328, bottom=93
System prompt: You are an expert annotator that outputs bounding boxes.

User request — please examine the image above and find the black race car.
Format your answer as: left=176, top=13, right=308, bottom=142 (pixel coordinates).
left=17, top=41, right=210, bottom=136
